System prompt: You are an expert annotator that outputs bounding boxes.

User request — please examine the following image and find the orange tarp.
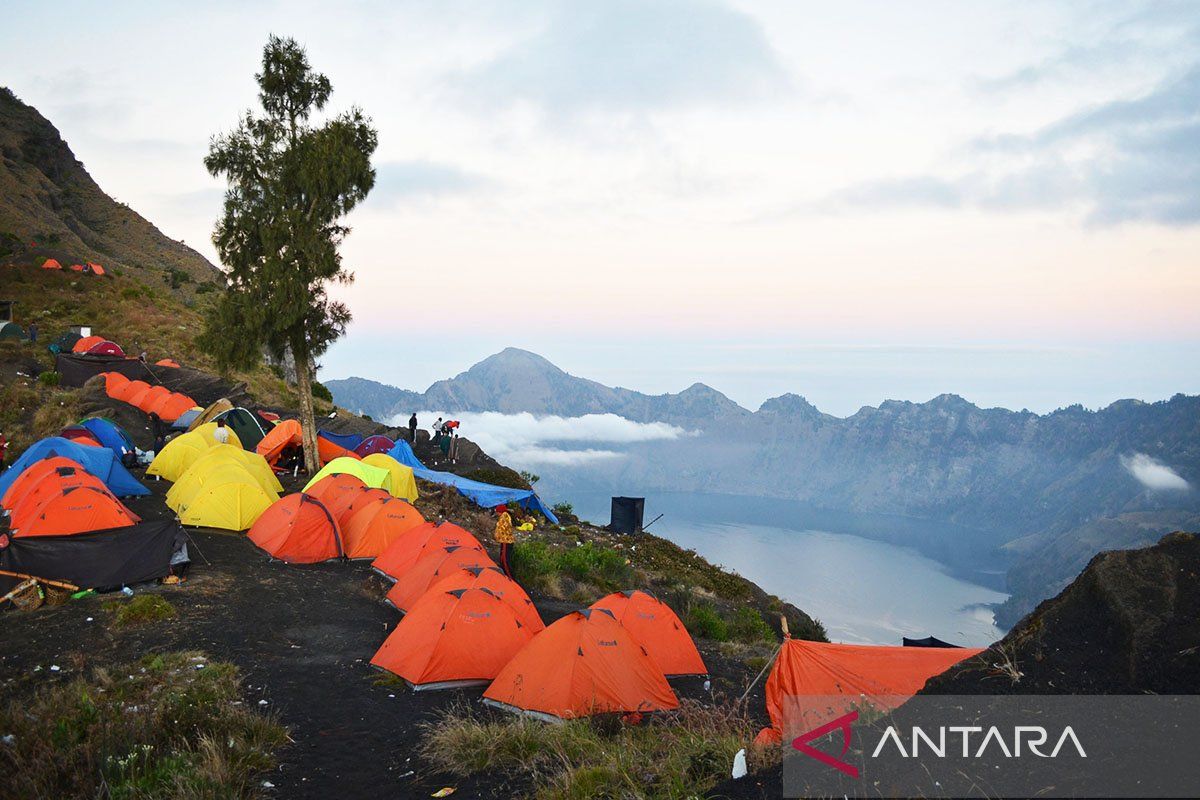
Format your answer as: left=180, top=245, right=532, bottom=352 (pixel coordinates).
left=317, top=435, right=361, bottom=465
left=591, top=590, right=706, bottom=677
left=1, top=457, right=86, bottom=509
left=424, top=565, right=544, bottom=633
left=484, top=608, right=679, bottom=720
left=256, top=419, right=303, bottom=465
left=385, top=544, right=495, bottom=613
left=339, top=497, right=427, bottom=559
left=155, top=358, right=180, bottom=367
left=304, top=473, right=369, bottom=525
left=248, top=493, right=343, bottom=563
left=756, top=638, right=984, bottom=744
left=372, top=522, right=483, bottom=581
left=136, top=385, right=171, bottom=413
left=73, top=335, right=105, bottom=353
left=10, top=485, right=139, bottom=537
left=371, top=586, right=537, bottom=690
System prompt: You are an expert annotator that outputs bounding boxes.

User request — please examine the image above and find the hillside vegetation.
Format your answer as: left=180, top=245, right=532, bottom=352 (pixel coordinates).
left=0, top=87, right=217, bottom=291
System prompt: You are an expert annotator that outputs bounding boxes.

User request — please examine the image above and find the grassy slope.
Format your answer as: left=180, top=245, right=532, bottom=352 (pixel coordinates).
left=0, top=87, right=218, bottom=289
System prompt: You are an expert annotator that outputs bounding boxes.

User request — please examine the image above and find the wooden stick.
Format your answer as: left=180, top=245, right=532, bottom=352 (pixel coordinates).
left=0, top=569, right=80, bottom=591
left=2, top=579, right=38, bottom=604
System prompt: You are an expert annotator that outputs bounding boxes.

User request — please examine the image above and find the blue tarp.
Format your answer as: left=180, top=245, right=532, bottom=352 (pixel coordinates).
left=319, top=430, right=363, bottom=451
left=384, top=441, right=558, bottom=524
left=80, top=418, right=135, bottom=457
left=0, top=437, right=149, bottom=498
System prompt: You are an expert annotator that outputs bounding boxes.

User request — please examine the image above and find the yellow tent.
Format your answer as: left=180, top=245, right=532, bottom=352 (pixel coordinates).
left=361, top=453, right=419, bottom=502
left=303, top=456, right=393, bottom=495
left=187, top=398, right=234, bottom=432
left=176, top=478, right=277, bottom=531
left=166, top=449, right=281, bottom=510
left=147, top=423, right=244, bottom=482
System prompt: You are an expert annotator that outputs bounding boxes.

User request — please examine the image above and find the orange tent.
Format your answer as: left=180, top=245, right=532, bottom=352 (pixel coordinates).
left=304, top=473, right=369, bottom=524
left=1, top=457, right=86, bottom=509
left=256, top=419, right=303, bottom=465
left=372, top=522, right=483, bottom=581
left=60, top=425, right=102, bottom=447
left=317, top=435, right=361, bottom=465
left=155, top=393, right=198, bottom=422
left=41, top=258, right=63, bottom=270
left=424, top=565, right=544, bottom=633
left=73, top=335, right=106, bottom=353
left=755, top=637, right=985, bottom=744
left=248, top=493, right=343, bottom=563
left=484, top=608, right=679, bottom=720
left=10, top=485, right=139, bottom=537
left=87, top=262, right=106, bottom=276
left=590, top=590, right=706, bottom=677
left=371, top=587, right=538, bottom=690
left=339, top=497, right=427, bottom=559
left=111, top=379, right=151, bottom=404
left=339, top=487, right=392, bottom=527
left=385, top=544, right=496, bottom=613
left=136, top=385, right=171, bottom=414
left=5, top=464, right=108, bottom=524
left=103, top=371, right=130, bottom=395
left=69, top=263, right=85, bottom=272
left=155, top=358, right=180, bottom=367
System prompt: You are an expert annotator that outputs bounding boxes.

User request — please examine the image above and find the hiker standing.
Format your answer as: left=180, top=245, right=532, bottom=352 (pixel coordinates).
left=408, top=413, right=417, bottom=444
left=494, top=504, right=515, bottom=579
left=432, top=417, right=443, bottom=444
left=213, top=418, right=230, bottom=445
left=27, top=321, right=37, bottom=344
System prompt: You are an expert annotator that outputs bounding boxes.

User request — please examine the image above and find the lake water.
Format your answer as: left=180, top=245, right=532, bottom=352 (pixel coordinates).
left=570, top=492, right=1008, bottom=647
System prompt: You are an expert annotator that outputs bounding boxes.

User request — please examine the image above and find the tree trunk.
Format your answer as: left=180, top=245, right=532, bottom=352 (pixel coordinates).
left=292, top=340, right=321, bottom=475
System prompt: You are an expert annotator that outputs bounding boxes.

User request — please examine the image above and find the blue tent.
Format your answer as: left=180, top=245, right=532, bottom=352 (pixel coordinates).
left=319, top=429, right=363, bottom=451
left=171, top=408, right=202, bottom=431
left=384, top=442, right=558, bottom=523
left=0, top=437, right=149, bottom=499
left=80, top=417, right=136, bottom=457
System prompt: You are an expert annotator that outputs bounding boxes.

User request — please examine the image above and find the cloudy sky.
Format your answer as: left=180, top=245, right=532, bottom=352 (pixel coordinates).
left=5, top=0, right=1198, bottom=415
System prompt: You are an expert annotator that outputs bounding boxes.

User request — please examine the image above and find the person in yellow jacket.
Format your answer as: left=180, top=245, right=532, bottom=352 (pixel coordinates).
left=494, top=504, right=515, bottom=578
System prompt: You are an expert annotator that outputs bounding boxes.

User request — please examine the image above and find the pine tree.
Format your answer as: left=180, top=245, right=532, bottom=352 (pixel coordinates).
left=202, top=35, right=377, bottom=472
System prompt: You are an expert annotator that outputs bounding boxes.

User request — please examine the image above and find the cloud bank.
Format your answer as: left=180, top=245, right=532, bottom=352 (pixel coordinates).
left=390, top=410, right=687, bottom=468
left=1122, top=453, right=1190, bottom=491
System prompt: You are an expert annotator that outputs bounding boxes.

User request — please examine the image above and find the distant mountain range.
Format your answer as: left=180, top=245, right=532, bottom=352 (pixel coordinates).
left=326, top=348, right=1200, bottom=628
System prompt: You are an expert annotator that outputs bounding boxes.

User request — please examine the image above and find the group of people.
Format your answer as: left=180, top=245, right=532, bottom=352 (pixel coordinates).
left=404, top=414, right=463, bottom=464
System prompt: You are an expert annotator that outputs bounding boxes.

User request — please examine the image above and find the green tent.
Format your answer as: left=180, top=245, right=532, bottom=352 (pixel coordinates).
left=213, top=407, right=268, bottom=452
left=0, top=321, right=25, bottom=340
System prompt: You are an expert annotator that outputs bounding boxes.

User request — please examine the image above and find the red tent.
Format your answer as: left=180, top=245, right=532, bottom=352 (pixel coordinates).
left=73, top=335, right=106, bottom=353
left=86, top=340, right=126, bottom=357
left=484, top=608, right=679, bottom=720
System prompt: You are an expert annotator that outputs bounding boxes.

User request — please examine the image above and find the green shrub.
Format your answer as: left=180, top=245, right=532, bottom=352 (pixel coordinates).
left=512, top=540, right=557, bottom=584
left=728, top=607, right=776, bottom=644
left=106, top=594, right=178, bottom=628
left=685, top=603, right=729, bottom=641
left=37, top=370, right=59, bottom=387
left=558, top=541, right=631, bottom=586
left=518, top=469, right=540, bottom=486
left=311, top=380, right=333, bottom=402
left=463, top=466, right=530, bottom=489
left=551, top=501, right=574, bottom=517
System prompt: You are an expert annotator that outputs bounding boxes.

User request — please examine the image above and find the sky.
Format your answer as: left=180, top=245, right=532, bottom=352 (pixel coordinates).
left=4, top=0, right=1199, bottom=415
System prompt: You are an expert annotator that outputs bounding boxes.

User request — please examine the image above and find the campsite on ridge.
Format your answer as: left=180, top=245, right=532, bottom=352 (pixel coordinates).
left=3, top=4, right=1199, bottom=799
